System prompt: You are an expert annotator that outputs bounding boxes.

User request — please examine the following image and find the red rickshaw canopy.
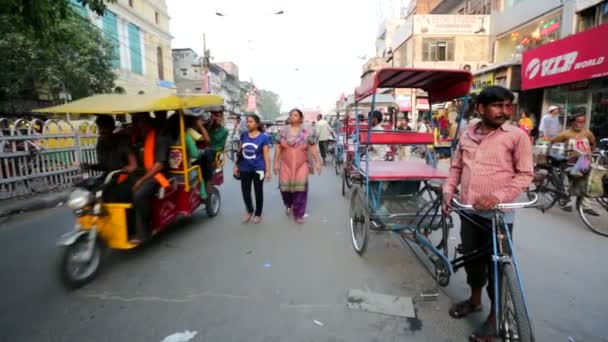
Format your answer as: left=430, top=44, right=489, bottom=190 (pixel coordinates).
left=355, top=68, right=473, bottom=103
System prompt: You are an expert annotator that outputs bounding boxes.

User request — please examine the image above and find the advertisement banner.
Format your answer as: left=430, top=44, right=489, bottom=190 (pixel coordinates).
left=246, top=95, right=256, bottom=112
left=522, top=24, right=608, bottom=90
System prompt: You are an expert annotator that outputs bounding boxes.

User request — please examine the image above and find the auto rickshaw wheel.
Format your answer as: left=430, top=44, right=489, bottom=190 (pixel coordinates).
left=58, top=235, right=103, bottom=289
left=206, top=186, right=221, bottom=217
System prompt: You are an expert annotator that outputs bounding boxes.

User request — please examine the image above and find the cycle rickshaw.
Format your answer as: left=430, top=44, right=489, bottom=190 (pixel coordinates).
left=336, top=94, right=398, bottom=196
left=348, top=68, right=538, bottom=342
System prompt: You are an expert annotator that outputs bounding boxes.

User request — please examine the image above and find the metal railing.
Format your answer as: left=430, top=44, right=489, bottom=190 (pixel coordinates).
left=0, top=118, right=98, bottom=200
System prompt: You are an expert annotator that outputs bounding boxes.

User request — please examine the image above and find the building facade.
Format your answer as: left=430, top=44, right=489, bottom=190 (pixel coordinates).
left=471, top=0, right=608, bottom=141
left=73, top=0, right=175, bottom=95
left=171, top=48, right=244, bottom=115
left=172, top=48, right=204, bottom=94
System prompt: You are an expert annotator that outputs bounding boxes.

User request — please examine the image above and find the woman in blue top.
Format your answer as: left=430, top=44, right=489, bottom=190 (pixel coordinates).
left=234, top=114, right=271, bottom=223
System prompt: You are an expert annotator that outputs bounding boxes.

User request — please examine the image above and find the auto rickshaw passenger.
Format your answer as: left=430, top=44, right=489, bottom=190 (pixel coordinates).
left=130, top=113, right=171, bottom=243
left=166, top=114, right=208, bottom=198
left=195, top=110, right=228, bottom=184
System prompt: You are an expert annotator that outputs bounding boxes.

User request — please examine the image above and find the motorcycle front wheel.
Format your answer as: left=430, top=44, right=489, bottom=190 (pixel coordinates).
left=58, top=235, right=103, bottom=289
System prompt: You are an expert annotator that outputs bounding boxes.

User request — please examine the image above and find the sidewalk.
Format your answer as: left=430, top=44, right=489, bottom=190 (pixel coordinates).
left=0, top=190, right=70, bottom=218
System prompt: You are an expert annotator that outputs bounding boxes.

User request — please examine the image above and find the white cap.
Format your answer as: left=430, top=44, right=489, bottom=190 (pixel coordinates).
left=548, top=105, right=559, bottom=112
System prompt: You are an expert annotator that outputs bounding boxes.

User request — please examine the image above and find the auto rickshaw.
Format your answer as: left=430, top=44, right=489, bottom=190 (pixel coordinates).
left=33, top=94, right=226, bottom=288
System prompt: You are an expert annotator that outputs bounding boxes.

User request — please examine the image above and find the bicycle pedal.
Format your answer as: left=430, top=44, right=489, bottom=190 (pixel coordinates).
left=455, top=244, right=464, bottom=255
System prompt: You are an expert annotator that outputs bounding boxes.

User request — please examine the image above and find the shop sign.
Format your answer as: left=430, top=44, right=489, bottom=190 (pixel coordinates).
left=522, top=24, right=608, bottom=90
left=471, top=72, right=494, bottom=93
left=413, top=15, right=490, bottom=35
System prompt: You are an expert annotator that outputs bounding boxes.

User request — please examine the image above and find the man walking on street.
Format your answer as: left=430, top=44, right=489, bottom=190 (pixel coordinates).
left=442, top=86, right=533, bottom=342
left=315, top=114, right=335, bottom=166
left=539, top=105, right=562, bottom=140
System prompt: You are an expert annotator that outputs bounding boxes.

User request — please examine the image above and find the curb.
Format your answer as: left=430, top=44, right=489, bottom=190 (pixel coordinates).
left=0, top=190, right=71, bottom=218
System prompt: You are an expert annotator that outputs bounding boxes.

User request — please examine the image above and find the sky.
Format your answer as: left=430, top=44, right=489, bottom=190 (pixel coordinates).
left=167, top=0, right=383, bottom=112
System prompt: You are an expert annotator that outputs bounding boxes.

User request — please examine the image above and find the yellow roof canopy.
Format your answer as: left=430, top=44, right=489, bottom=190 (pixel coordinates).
left=33, top=94, right=225, bottom=115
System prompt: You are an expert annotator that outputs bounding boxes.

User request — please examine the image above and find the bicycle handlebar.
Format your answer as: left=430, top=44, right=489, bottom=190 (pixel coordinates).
left=451, top=194, right=539, bottom=211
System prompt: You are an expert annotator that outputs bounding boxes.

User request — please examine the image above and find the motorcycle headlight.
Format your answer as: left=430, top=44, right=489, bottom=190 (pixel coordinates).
left=67, top=189, right=93, bottom=209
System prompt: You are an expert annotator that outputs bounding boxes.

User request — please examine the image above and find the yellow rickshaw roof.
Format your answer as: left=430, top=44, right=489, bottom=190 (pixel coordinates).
left=32, top=94, right=225, bottom=114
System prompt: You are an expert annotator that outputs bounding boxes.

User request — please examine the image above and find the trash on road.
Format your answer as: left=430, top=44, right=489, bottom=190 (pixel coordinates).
left=246, top=250, right=253, bottom=255
left=346, top=289, right=415, bottom=318
left=264, top=263, right=272, bottom=268
left=313, top=320, right=324, bottom=327
left=568, top=337, right=576, bottom=342
left=160, top=330, right=197, bottom=342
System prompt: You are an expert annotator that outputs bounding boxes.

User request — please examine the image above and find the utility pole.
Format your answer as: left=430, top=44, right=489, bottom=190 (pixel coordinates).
left=202, top=33, right=211, bottom=94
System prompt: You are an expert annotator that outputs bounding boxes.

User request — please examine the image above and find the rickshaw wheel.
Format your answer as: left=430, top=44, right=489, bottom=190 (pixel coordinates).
left=58, top=236, right=103, bottom=289
left=350, top=186, right=369, bottom=255
left=205, top=186, right=221, bottom=217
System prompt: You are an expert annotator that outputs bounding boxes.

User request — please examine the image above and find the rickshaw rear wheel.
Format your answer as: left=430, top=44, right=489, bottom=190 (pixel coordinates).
left=58, top=236, right=103, bottom=289
left=350, top=186, right=369, bottom=255
left=206, top=186, right=221, bottom=217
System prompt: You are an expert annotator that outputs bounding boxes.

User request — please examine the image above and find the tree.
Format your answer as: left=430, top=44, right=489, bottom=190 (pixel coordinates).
left=1, top=0, right=114, bottom=36
left=257, top=89, right=282, bottom=120
left=0, top=8, right=116, bottom=112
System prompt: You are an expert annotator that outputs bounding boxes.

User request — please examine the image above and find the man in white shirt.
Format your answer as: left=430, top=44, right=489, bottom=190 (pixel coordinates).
left=539, top=105, right=562, bottom=140
left=315, top=114, right=335, bottom=165
left=368, top=111, right=389, bottom=161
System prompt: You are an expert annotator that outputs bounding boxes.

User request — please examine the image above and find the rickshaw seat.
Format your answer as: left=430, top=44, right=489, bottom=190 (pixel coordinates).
left=355, top=161, right=448, bottom=181
left=358, top=132, right=434, bottom=145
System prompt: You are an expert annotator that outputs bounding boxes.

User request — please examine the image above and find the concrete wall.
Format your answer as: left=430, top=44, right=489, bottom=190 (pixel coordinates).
left=411, top=34, right=490, bottom=70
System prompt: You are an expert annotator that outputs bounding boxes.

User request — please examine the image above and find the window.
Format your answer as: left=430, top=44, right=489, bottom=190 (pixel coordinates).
left=577, top=1, right=608, bottom=32
left=102, top=11, right=120, bottom=68
left=577, top=5, right=599, bottom=32
left=155, top=11, right=159, bottom=24
left=128, top=0, right=133, bottom=7
left=157, top=46, right=164, bottom=80
left=423, top=38, right=454, bottom=61
left=128, top=23, right=143, bottom=74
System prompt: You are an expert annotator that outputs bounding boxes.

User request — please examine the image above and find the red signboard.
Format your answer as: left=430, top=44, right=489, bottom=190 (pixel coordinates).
left=521, top=24, right=608, bottom=90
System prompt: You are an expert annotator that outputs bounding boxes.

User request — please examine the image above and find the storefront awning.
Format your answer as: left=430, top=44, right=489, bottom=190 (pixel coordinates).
left=521, top=23, right=608, bottom=90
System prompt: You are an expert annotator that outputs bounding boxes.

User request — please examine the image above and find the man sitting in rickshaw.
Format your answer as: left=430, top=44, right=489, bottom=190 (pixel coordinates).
left=367, top=110, right=389, bottom=161
left=201, top=109, right=228, bottom=186
left=130, top=113, right=171, bottom=243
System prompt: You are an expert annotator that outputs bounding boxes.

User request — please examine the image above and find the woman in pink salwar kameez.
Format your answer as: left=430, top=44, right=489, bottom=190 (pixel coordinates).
left=273, top=109, right=321, bottom=224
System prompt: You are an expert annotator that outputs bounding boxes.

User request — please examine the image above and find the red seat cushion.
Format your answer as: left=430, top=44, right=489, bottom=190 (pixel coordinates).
left=354, top=160, right=448, bottom=180
left=359, top=132, right=435, bottom=145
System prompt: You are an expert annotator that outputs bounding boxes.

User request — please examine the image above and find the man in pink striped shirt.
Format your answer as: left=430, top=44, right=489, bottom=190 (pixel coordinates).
left=442, top=86, right=533, bottom=341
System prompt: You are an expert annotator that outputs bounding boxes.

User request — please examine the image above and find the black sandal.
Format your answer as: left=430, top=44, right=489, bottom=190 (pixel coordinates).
left=449, top=300, right=482, bottom=319
left=469, top=321, right=497, bottom=342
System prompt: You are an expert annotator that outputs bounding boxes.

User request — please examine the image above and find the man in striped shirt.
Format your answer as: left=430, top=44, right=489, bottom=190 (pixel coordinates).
left=443, top=86, right=533, bottom=341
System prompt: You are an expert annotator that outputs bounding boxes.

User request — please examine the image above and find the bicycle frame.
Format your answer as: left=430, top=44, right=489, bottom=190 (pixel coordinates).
left=449, top=209, right=534, bottom=340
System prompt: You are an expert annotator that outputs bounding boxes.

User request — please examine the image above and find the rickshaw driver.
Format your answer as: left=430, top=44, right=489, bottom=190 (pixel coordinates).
left=85, top=115, right=137, bottom=202
left=130, top=113, right=171, bottom=243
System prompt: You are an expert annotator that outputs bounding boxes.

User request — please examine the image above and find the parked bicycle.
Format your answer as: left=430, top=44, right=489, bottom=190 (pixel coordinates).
left=527, top=151, right=608, bottom=237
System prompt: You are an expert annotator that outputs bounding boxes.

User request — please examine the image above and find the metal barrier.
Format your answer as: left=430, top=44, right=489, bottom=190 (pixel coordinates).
left=0, top=118, right=98, bottom=200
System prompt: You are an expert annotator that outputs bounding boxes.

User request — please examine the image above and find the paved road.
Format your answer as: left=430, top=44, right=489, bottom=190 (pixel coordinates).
left=0, top=160, right=607, bottom=342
